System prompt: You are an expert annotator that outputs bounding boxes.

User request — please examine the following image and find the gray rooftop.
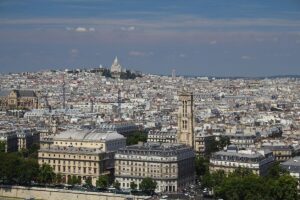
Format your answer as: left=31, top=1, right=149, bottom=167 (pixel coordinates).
left=117, top=142, right=194, bottom=157
left=39, top=146, right=104, bottom=155
left=54, top=129, right=125, bottom=142
left=281, top=156, right=300, bottom=173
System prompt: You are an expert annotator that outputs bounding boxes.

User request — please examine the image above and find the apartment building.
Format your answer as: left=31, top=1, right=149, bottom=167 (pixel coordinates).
left=147, top=129, right=177, bottom=143
left=38, top=128, right=126, bottom=185
left=210, top=145, right=275, bottom=176
left=115, top=142, right=195, bottom=193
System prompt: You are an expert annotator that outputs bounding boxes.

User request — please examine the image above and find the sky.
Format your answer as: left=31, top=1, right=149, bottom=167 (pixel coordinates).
left=0, top=0, right=300, bottom=76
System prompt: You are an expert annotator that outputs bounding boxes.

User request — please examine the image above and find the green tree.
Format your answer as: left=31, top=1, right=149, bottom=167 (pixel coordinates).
left=218, top=136, right=231, bottom=150
left=215, top=174, right=269, bottom=200
left=96, top=175, right=109, bottom=188
left=55, top=173, right=63, bottom=184
left=85, top=177, right=93, bottom=187
left=126, top=132, right=147, bottom=145
left=195, top=156, right=209, bottom=179
left=213, top=167, right=299, bottom=200
left=0, top=141, right=6, bottom=153
left=267, top=162, right=288, bottom=179
left=16, top=158, right=39, bottom=185
left=231, top=167, right=253, bottom=178
left=68, top=175, right=80, bottom=185
left=27, top=144, right=40, bottom=159
left=38, top=163, right=55, bottom=184
left=130, top=181, right=137, bottom=190
left=205, top=136, right=231, bottom=156
left=4, top=153, right=22, bottom=184
left=270, top=175, right=298, bottom=200
left=140, top=177, right=157, bottom=194
left=202, top=170, right=226, bottom=190
left=113, top=180, right=121, bottom=190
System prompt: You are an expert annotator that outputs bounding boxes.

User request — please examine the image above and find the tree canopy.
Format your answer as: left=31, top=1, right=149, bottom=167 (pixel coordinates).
left=126, top=131, right=147, bottom=145
left=204, top=168, right=299, bottom=200
left=38, top=163, right=55, bottom=184
left=96, top=175, right=110, bottom=188
left=140, top=177, right=157, bottom=194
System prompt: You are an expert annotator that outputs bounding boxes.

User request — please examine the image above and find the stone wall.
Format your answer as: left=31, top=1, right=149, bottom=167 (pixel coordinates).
left=0, top=186, right=150, bottom=200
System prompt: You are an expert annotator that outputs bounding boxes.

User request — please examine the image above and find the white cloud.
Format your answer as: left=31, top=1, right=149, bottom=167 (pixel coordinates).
left=241, top=55, right=251, bottom=60
left=66, top=26, right=96, bottom=32
left=121, top=26, right=136, bottom=31
left=75, top=27, right=87, bottom=32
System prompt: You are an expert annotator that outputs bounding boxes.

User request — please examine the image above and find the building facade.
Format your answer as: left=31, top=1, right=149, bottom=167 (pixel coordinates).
left=194, top=133, right=215, bottom=156
left=7, top=90, right=39, bottom=110
left=210, top=145, right=275, bottom=176
left=262, top=144, right=294, bottom=162
left=0, top=128, right=39, bottom=152
left=38, top=129, right=126, bottom=185
left=16, top=128, right=40, bottom=151
left=147, top=129, right=177, bottom=143
left=0, top=130, right=18, bottom=152
left=114, top=142, right=195, bottom=193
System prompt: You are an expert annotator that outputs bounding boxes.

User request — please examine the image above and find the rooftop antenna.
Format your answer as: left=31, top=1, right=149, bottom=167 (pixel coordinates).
left=62, top=73, right=66, bottom=110
left=118, top=89, right=122, bottom=119
left=90, top=96, right=94, bottom=113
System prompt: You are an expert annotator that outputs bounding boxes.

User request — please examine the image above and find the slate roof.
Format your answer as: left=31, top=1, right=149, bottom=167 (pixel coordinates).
left=54, top=129, right=125, bottom=141
left=14, top=90, right=37, bottom=97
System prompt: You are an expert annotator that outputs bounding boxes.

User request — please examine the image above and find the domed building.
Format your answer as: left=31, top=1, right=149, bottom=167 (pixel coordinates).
left=110, top=56, right=122, bottom=78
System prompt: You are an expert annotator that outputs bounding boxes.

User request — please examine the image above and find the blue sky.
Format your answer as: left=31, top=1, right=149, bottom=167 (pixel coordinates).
left=0, top=0, right=300, bottom=76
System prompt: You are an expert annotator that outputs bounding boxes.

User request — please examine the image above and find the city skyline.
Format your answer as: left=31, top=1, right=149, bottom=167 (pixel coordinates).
left=1, top=0, right=300, bottom=76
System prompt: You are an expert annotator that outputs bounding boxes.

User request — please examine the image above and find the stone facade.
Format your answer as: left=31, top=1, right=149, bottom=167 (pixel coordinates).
left=7, top=90, right=38, bottom=110
left=194, top=133, right=215, bottom=156
left=38, top=129, right=126, bottom=185
left=209, top=145, right=275, bottom=176
left=115, top=142, right=195, bottom=193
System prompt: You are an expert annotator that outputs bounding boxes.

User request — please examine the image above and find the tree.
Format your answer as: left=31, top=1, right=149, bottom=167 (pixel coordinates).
left=126, top=132, right=147, bottom=145
left=267, top=162, right=288, bottom=179
left=0, top=141, right=6, bottom=153
left=68, top=175, right=80, bottom=185
left=38, top=163, right=55, bottom=184
left=113, top=180, right=121, bottom=190
left=130, top=181, right=137, bottom=190
left=16, top=158, right=39, bottom=185
left=218, top=136, right=231, bottom=150
left=96, top=175, right=109, bottom=188
left=212, top=168, right=299, bottom=200
left=202, top=170, right=226, bottom=190
left=3, top=153, right=22, bottom=184
left=85, top=177, right=93, bottom=187
left=195, top=156, right=209, bottom=179
left=270, top=175, right=298, bottom=200
left=205, top=136, right=231, bottom=156
left=231, top=167, right=253, bottom=178
left=55, top=173, right=63, bottom=184
left=140, top=177, right=157, bottom=194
